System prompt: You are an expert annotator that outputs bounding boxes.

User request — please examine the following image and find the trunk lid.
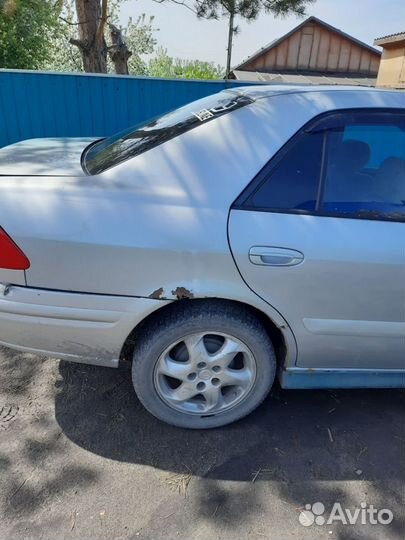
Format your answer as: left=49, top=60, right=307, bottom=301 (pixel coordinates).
left=0, top=137, right=98, bottom=177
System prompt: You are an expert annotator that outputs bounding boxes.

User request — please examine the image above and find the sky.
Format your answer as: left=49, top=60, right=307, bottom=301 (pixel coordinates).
left=119, top=0, right=405, bottom=68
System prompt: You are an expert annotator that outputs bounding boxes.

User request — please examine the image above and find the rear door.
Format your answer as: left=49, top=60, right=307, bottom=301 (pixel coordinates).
left=229, top=109, right=405, bottom=369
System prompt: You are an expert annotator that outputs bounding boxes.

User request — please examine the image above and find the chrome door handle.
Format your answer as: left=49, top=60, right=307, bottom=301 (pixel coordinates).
left=249, top=247, right=304, bottom=267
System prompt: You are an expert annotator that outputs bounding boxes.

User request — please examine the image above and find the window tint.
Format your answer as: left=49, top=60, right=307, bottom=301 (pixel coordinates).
left=83, top=92, right=253, bottom=175
left=343, top=125, right=405, bottom=167
left=248, top=132, right=323, bottom=211
left=322, top=116, right=405, bottom=219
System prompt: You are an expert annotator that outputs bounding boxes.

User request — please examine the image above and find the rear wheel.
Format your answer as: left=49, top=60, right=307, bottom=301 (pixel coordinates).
left=131, top=301, right=276, bottom=429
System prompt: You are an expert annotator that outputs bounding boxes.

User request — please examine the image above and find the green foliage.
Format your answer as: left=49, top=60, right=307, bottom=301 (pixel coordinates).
left=41, top=0, right=82, bottom=72
left=192, top=0, right=315, bottom=20
left=114, top=14, right=158, bottom=75
left=41, top=0, right=157, bottom=75
left=0, top=0, right=223, bottom=79
left=105, top=0, right=158, bottom=74
left=148, top=48, right=224, bottom=79
left=45, top=1, right=221, bottom=79
left=0, top=0, right=60, bottom=69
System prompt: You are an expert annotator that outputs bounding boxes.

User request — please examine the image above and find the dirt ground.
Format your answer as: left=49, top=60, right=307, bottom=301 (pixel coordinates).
left=0, top=346, right=404, bottom=540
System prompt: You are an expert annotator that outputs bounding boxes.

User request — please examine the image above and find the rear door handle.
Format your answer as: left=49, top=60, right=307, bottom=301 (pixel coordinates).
left=249, top=246, right=304, bottom=267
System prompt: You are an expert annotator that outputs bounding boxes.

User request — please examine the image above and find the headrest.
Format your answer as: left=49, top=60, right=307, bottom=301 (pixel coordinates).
left=378, top=157, right=405, bottom=177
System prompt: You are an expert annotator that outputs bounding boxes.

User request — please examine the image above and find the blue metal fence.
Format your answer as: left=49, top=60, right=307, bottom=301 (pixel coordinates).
left=0, top=69, right=256, bottom=148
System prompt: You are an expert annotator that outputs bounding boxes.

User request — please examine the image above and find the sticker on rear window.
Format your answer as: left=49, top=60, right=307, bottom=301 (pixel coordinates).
left=192, top=109, right=215, bottom=122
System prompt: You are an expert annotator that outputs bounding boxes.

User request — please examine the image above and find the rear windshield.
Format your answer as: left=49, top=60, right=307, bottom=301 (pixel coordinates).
left=83, top=92, right=253, bottom=175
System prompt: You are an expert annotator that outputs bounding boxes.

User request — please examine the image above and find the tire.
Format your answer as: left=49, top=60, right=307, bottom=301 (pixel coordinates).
left=131, top=300, right=276, bottom=429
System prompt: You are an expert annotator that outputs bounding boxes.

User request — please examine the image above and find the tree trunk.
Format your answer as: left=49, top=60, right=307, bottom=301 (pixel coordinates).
left=71, top=0, right=107, bottom=73
left=108, top=24, right=132, bottom=75
left=225, top=9, right=235, bottom=79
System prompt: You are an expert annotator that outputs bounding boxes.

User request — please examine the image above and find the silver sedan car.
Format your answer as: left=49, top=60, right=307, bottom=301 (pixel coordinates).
left=0, top=85, right=404, bottom=428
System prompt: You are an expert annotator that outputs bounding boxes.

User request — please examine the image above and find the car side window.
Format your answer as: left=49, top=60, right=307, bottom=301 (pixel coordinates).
left=321, top=117, right=405, bottom=219
left=238, top=109, right=405, bottom=222
left=248, top=132, right=323, bottom=211
left=342, top=125, right=405, bottom=168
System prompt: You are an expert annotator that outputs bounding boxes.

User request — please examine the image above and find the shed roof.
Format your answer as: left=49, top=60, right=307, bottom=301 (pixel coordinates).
left=374, top=32, right=405, bottom=46
left=231, top=70, right=376, bottom=87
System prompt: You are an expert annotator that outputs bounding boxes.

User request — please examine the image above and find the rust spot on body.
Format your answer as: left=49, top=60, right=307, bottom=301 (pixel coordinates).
left=172, top=286, right=194, bottom=299
left=149, top=287, right=164, bottom=299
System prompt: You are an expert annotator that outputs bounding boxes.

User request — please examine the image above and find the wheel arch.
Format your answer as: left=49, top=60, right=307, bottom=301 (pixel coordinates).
left=120, top=297, right=296, bottom=369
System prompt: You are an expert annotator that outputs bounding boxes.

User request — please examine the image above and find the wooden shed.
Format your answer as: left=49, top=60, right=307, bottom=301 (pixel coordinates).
left=374, top=32, right=405, bottom=89
left=231, top=16, right=381, bottom=85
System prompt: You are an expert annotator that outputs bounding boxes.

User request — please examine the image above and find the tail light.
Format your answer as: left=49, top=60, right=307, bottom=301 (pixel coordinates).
left=0, top=227, right=30, bottom=270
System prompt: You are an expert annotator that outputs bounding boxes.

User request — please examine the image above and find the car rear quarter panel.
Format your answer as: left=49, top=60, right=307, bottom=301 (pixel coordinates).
left=0, top=285, right=173, bottom=366
left=0, top=269, right=25, bottom=286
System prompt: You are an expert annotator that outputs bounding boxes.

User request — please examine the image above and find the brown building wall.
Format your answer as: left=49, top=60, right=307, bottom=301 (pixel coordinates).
left=376, top=43, right=405, bottom=88
left=243, top=21, right=380, bottom=75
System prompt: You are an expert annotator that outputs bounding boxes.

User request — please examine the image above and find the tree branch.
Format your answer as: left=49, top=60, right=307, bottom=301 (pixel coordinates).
left=59, top=16, right=89, bottom=26
left=69, top=37, right=86, bottom=50
left=153, top=0, right=198, bottom=14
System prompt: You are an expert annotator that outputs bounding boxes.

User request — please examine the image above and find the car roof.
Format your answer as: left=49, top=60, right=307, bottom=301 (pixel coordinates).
left=227, top=84, right=404, bottom=100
